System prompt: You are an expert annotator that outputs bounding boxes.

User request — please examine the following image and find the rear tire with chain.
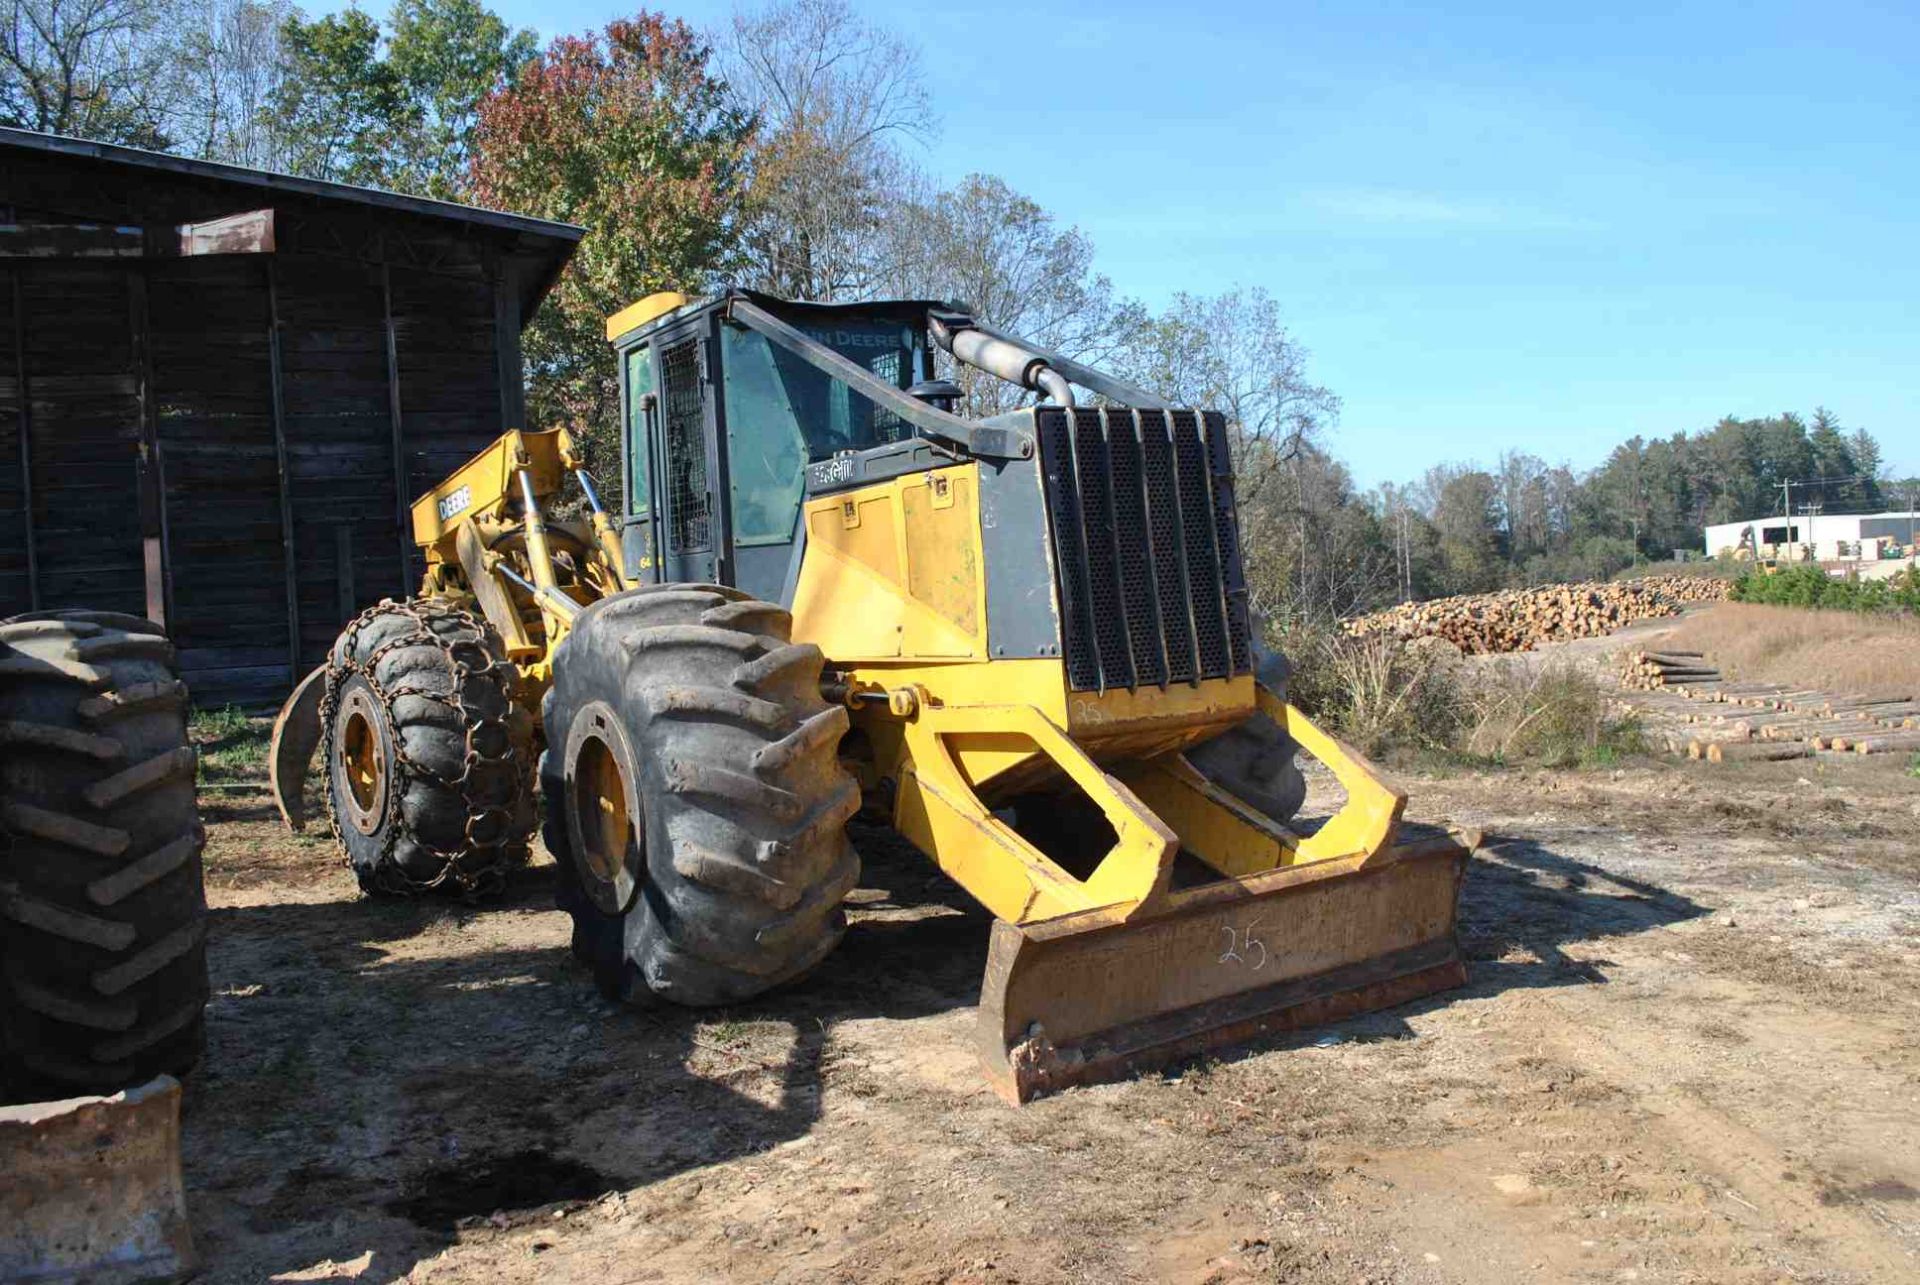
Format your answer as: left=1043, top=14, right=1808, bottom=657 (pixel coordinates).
left=322, top=599, right=535, bottom=897
left=542, top=584, right=860, bottom=1006
left=0, top=610, right=207, bottom=1104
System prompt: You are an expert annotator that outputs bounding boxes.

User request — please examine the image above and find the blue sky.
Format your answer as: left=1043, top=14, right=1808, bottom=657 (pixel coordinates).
left=418, top=0, right=1920, bottom=488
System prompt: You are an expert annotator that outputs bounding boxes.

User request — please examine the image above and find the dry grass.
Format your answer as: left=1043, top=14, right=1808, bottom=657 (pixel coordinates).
left=1456, top=660, right=1641, bottom=767
left=1314, top=632, right=1459, bottom=755
left=1293, top=632, right=1638, bottom=766
left=1661, top=601, right=1920, bottom=697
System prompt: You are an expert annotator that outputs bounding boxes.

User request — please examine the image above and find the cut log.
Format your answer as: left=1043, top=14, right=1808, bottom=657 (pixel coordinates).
left=1761, top=719, right=1872, bottom=740
left=1853, top=732, right=1920, bottom=755
left=1707, top=740, right=1810, bottom=763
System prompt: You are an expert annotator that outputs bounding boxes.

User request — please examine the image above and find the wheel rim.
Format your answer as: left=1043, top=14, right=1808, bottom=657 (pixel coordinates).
left=564, top=702, right=642, bottom=914
left=335, top=686, right=391, bottom=836
left=573, top=732, right=630, bottom=884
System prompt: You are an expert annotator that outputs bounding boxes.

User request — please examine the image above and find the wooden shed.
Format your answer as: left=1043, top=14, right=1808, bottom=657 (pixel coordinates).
left=0, top=128, right=582, bottom=706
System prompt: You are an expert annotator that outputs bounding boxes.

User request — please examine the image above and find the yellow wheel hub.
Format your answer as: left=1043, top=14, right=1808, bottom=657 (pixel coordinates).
left=335, top=687, right=392, bottom=836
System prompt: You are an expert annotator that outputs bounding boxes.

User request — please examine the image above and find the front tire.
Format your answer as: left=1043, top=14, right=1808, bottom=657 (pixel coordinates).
left=322, top=599, right=535, bottom=897
left=1185, top=645, right=1308, bottom=823
left=0, top=611, right=207, bottom=1103
left=542, top=585, right=860, bottom=1007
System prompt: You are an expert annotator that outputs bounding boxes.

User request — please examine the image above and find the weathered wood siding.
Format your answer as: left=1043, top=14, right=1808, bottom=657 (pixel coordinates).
left=0, top=147, right=568, bottom=707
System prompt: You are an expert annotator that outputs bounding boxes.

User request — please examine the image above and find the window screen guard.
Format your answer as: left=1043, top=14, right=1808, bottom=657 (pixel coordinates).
left=662, top=339, right=711, bottom=555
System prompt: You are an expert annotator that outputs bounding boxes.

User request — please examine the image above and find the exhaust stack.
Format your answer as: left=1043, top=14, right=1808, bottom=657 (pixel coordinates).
left=931, top=314, right=1077, bottom=406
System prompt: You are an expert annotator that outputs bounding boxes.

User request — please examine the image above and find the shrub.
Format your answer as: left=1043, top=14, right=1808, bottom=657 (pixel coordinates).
left=1322, top=634, right=1465, bottom=757
left=1279, top=629, right=1631, bottom=767
left=1272, top=626, right=1464, bottom=756
left=1455, top=661, right=1634, bottom=767
left=1731, top=564, right=1920, bottom=614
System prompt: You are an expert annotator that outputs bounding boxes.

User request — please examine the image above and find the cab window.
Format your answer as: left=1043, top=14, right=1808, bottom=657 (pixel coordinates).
left=720, top=318, right=916, bottom=546
left=625, top=346, right=653, bottom=518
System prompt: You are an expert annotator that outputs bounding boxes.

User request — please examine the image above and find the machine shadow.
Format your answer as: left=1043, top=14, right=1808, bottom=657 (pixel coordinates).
left=1455, top=832, right=1711, bottom=991
left=1156, top=829, right=1713, bottom=1071
left=186, top=824, right=989, bottom=1282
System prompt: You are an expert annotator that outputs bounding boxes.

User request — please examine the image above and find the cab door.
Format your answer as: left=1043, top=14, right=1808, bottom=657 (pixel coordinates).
left=649, top=318, right=727, bottom=587
left=618, top=341, right=662, bottom=584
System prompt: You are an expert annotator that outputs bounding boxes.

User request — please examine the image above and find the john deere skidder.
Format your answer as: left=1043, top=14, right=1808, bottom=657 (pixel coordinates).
left=271, top=291, right=1473, bottom=1102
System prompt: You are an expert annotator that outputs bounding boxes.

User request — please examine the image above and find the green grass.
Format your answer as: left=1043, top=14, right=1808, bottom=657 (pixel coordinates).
left=700, top=1018, right=751, bottom=1049
left=1908, top=753, right=1920, bottom=780
left=1582, top=715, right=1650, bottom=768
left=190, top=705, right=272, bottom=783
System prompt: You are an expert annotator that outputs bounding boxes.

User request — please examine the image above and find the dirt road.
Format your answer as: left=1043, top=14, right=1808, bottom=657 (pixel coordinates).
left=185, top=749, right=1920, bottom=1283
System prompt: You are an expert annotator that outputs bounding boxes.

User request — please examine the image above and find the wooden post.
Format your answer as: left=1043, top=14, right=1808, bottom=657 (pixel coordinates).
left=265, top=259, right=301, bottom=683
left=335, top=524, right=355, bottom=623
left=129, top=266, right=169, bottom=630
left=9, top=269, right=35, bottom=610
left=491, top=253, right=523, bottom=432
left=380, top=259, right=412, bottom=593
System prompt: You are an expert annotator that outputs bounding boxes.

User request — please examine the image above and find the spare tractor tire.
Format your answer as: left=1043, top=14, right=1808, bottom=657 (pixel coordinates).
left=0, top=610, right=207, bottom=1104
left=1184, top=644, right=1308, bottom=824
left=322, top=599, right=535, bottom=897
left=542, top=584, right=860, bottom=1007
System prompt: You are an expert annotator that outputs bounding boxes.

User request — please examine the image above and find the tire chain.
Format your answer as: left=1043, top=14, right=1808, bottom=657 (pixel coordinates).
left=320, top=598, right=526, bottom=898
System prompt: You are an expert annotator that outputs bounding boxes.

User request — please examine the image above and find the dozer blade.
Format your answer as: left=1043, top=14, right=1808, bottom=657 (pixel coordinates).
left=0, top=1076, right=196, bottom=1284
left=965, top=693, right=1476, bottom=1103
left=268, top=662, right=327, bottom=831
left=975, top=824, right=1474, bottom=1103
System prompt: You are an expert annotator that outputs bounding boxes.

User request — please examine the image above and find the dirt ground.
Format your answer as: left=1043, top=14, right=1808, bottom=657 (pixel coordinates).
left=183, top=705, right=1920, bottom=1283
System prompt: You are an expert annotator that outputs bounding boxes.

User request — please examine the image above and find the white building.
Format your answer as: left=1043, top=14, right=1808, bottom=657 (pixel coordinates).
left=1703, top=510, right=1920, bottom=559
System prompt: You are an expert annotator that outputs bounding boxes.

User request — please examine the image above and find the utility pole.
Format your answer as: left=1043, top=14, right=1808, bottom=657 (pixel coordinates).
left=1400, top=504, right=1413, bottom=602
left=1799, top=501, right=1823, bottom=561
left=1908, top=482, right=1916, bottom=567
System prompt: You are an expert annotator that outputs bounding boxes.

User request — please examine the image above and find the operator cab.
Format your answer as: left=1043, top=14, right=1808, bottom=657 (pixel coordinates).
left=609, top=288, right=1251, bottom=697
left=611, top=292, right=944, bottom=601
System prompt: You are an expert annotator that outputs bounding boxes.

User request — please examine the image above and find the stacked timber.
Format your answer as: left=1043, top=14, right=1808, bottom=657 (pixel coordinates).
left=1619, top=649, right=1723, bottom=691
left=1634, top=655, right=1920, bottom=762
left=1345, top=575, right=1731, bottom=654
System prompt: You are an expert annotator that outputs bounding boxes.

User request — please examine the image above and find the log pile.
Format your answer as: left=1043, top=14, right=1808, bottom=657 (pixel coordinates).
left=1613, top=649, right=1920, bottom=761
left=1346, top=576, right=1730, bottom=655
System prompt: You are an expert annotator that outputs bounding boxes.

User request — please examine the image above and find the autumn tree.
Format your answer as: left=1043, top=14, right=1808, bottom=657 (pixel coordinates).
left=869, top=173, right=1141, bottom=416
left=471, top=12, right=751, bottom=478
left=1236, top=444, right=1396, bottom=626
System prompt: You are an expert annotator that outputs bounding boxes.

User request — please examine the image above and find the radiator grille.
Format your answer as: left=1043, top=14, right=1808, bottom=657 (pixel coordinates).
left=1035, top=407, right=1252, bottom=692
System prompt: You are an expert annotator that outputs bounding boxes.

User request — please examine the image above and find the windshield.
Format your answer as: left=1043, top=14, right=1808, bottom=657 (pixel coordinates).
left=721, top=317, right=920, bottom=545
